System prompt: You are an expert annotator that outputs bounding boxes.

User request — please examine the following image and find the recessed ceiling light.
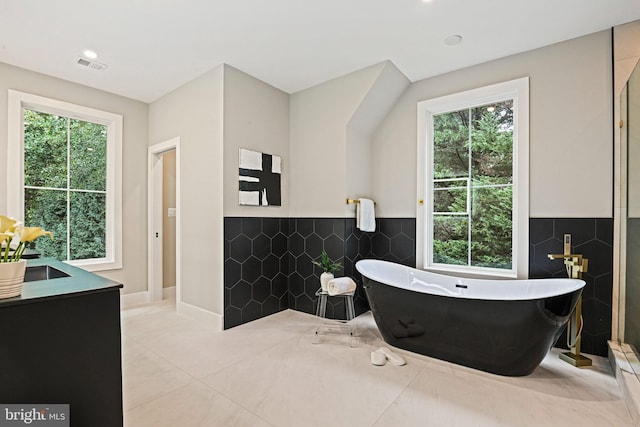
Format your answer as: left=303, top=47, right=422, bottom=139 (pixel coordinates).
left=444, top=35, right=463, bottom=46
left=82, top=49, right=98, bottom=59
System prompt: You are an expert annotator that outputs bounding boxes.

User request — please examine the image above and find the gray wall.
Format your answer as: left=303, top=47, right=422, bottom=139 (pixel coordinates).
left=346, top=62, right=411, bottom=205
left=288, top=61, right=410, bottom=218
left=289, top=62, right=387, bottom=217
left=223, top=64, right=290, bottom=218
left=0, top=62, right=149, bottom=294
left=149, top=64, right=291, bottom=317
left=372, top=30, right=613, bottom=219
left=149, top=65, right=225, bottom=313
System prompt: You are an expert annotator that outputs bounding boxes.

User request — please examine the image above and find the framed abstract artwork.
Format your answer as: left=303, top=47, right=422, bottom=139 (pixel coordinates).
left=238, top=148, right=282, bottom=206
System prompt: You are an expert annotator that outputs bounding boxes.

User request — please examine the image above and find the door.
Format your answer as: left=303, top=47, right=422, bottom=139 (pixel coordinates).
left=148, top=138, right=181, bottom=304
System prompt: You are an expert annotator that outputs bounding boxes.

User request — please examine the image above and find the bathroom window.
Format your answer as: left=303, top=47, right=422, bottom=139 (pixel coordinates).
left=7, top=90, right=123, bottom=271
left=417, top=78, right=529, bottom=278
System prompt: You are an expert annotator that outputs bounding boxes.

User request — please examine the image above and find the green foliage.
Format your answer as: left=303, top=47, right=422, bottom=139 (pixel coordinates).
left=69, top=192, right=106, bottom=260
left=433, top=110, right=469, bottom=179
left=470, top=186, right=513, bottom=268
left=25, top=188, right=67, bottom=259
left=69, top=118, right=107, bottom=191
left=432, top=101, right=514, bottom=270
left=23, top=110, right=107, bottom=261
left=312, top=250, right=342, bottom=273
left=24, top=111, right=67, bottom=188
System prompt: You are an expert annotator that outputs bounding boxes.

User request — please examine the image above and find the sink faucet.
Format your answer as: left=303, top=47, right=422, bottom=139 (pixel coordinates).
left=547, top=233, right=588, bottom=279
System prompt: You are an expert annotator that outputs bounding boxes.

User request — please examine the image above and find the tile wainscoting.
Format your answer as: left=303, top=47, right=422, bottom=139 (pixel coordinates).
left=529, top=218, right=614, bottom=356
left=224, top=217, right=415, bottom=329
left=224, top=218, right=290, bottom=329
left=288, top=218, right=416, bottom=319
left=225, top=216, right=613, bottom=357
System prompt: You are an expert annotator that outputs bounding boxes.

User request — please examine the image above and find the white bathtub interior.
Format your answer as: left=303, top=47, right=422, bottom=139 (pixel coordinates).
left=356, top=259, right=585, bottom=300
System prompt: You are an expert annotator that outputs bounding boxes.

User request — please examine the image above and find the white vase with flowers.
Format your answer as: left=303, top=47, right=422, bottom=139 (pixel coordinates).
left=0, top=215, right=53, bottom=299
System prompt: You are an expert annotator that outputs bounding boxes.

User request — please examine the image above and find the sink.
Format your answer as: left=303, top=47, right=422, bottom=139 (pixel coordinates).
left=24, top=265, right=71, bottom=282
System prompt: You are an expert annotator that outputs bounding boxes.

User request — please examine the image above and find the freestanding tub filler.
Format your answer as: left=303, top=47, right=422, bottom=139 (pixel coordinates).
left=355, top=259, right=585, bottom=376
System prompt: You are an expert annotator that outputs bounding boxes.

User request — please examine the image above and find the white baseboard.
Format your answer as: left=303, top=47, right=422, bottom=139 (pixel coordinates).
left=163, top=286, right=176, bottom=300
left=177, top=301, right=223, bottom=331
left=120, top=289, right=223, bottom=330
left=120, top=291, right=150, bottom=308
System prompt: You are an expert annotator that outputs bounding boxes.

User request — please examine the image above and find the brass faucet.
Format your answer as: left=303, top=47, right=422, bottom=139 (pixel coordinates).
left=547, top=233, right=591, bottom=367
left=547, top=234, right=588, bottom=279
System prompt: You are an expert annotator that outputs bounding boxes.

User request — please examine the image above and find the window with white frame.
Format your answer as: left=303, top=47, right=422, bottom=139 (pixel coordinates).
left=7, top=90, right=122, bottom=271
left=417, top=78, right=529, bottom=278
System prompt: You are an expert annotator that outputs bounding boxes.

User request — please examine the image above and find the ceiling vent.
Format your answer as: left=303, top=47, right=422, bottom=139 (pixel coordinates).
left=76, top=57, right=107, bottom=71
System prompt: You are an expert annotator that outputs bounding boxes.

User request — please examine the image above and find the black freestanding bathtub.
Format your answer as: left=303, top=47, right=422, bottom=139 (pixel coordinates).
left=356, top=259, right=585, bottom=376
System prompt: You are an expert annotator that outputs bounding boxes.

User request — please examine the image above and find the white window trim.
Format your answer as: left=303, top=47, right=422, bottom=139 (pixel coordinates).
left=416, top=77, right=529, bottom=279
left=7, top=90, right=123, bottom=271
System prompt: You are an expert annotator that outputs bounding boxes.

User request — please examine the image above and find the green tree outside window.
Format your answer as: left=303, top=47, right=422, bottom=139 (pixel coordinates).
left=432, top=101, right=513, bottom=269
left=23, top=109, right=107, bottom=261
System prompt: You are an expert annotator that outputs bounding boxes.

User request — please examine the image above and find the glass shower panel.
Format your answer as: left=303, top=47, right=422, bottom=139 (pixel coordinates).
left=624, top=61, right=640, bottom=355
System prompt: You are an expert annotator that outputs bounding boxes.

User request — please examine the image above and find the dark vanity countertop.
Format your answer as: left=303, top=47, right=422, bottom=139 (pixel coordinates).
left=0, top=258, right=123, bottom=308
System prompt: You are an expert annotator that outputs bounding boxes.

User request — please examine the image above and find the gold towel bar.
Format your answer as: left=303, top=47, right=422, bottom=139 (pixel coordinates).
left=346, top=198, right=376, bottom=205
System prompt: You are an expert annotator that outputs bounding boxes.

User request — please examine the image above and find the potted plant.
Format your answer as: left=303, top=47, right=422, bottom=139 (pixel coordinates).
left=0, top=215, right=53, bottom=299
left=312, top=250, right=342, bottom=292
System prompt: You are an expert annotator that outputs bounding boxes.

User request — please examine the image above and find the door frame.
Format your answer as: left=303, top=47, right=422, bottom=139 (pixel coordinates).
left=148, top=137, right=181, bottom=304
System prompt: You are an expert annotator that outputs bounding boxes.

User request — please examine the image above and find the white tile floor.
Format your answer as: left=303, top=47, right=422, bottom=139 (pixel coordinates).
left=122, top=299, right=635, bottom=427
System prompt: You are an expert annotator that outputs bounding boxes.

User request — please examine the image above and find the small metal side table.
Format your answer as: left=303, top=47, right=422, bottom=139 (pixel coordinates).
left=313, top=288, right=358, bottom=347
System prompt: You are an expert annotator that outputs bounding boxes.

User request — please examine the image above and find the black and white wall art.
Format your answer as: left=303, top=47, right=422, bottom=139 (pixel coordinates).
left=239, top=148, right=282, bottom=206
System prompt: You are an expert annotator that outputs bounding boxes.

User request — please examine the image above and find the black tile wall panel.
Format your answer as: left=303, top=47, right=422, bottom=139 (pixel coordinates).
left=224, top=217, right=289, bottom=329
left=345, top=218, right=416, bottom=315
left=289, top=218, right=349, bottom=320
left=529, top=218, right=613, bottom=356
left=224, top=215, right=612, bottom=357
left=288, top=218, right=416, bottom=320
left=224, top=217, right=416, bottom=327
